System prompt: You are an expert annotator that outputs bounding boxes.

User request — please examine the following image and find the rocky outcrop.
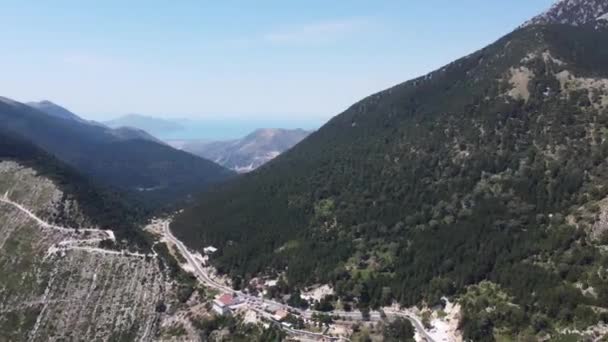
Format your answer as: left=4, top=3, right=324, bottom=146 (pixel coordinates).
left=176, top=128, right=311, bottom=173
left=523, top=0, right=608, bottom=28
left=0, top=161, right=169, bottom=341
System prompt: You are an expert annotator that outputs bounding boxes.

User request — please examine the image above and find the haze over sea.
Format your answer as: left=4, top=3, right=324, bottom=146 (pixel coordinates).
left=151, top=117, right=322, bottom=141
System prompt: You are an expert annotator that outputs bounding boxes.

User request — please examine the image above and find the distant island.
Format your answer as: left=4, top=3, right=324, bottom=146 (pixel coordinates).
left=103, top=114, right=183, bottom=136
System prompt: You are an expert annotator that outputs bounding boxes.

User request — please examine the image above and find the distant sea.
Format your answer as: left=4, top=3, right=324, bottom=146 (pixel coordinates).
left=158, top=118, right=324, bottom=141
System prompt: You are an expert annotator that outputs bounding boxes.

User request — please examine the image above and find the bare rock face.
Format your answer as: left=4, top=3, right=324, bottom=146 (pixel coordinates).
left=176, top=128, right=311, bottom=173
left=523, top=0, right=608, bottom=28
left=0, top=161, right=92, bottom=228
left=0, top=161, right=168, bottom=341
left=590, top=199, right=608, bottom=241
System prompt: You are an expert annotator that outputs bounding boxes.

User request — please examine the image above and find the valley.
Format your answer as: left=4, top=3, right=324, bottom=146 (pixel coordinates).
left=0, top=160, right=292, bottom=341
left=3, top=0, right=608, bottom=341
left=0, top=154, right=440, bottom=340
left=158, top=218, right=437, bottom=341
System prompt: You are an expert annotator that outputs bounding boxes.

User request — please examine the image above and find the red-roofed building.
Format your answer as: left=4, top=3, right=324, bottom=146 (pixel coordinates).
left=212, top=293, right=238, bottom=315
left=273, top=309, right=289, bottom=321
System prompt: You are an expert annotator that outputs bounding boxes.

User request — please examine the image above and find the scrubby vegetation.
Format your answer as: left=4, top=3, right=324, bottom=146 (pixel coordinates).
left=153, top=242, right=198, bottom=303
left=382, top=318, right=415, bottom=342
left=173, top=24, right=608, bottom=338
left=0, top=128, right=150, bottom=246
left=191, top=315, right=285, bottom=341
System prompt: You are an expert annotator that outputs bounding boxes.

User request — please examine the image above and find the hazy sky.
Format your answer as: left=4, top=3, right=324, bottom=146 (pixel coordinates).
left=0, top=0, right=554, bottom=122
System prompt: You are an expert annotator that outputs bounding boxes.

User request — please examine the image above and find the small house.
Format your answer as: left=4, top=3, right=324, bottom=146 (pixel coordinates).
left=212, top=293, right=236, bottom=315
left=204, top=246, right=218, bottom=254
left=273, top=309, right=289, bottom=321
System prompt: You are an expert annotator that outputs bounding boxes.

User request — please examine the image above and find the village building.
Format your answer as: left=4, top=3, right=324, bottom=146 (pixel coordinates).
left=212, top=293, right=238, bottom=315
left=273, top=309, right=289, bottom=321
left=203, top=246, right=218, bottom=254
left=248, top=277, right=265, bottom=290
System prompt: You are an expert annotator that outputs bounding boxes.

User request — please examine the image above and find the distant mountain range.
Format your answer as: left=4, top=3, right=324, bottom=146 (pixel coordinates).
left=171, top=128, right=311, bottom=172
left=0, top=97, right=234, bottom=207
left=26, top=100, right=165, bottom=144
left=103, top=114, right=183, bottom=137
left=107, top=112, right=312, bottom=172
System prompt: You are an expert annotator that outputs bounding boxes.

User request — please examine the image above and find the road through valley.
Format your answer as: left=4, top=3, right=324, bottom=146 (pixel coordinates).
left=162, top=221, right=437, bottom=342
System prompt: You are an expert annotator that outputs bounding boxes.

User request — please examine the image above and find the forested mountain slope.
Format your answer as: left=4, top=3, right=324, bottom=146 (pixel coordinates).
left=173, top=22, right=608, bottom=339
left=0, top=98, right=234, bottom=207
left=0, top=129, right=147, bottom=243
left=27, top=100, right=166, bottom=144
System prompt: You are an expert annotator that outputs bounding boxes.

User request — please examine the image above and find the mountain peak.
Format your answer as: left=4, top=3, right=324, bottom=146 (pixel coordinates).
left=26, top=100, right=84, bottom=122
left=37, top=99, right=57, bottom=106
left=523, top=0, right=608, bottom=27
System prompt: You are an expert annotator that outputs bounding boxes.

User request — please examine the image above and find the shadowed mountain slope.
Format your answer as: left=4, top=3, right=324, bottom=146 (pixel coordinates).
left=0, top=98, right=234, bottom=208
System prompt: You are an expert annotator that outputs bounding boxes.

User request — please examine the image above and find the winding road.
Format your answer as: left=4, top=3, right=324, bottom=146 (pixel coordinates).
left=1, top=192, right=437, bottom=340
left=162, top=221, right=437, bottom=341
left=0, top=194, right=155, bottom=259
left=1, top=192, right=113, bottom=236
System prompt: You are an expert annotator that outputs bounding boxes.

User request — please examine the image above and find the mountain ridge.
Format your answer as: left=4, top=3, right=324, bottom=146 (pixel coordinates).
left=0, top=97, right=234, bottom=207
left=523, top=0, right=608, bottom=27
left=26, top=100, right=85, bottom=122
left=26, top=100, right=167, bottom=144
left=176, top=128, right=311, bottom=172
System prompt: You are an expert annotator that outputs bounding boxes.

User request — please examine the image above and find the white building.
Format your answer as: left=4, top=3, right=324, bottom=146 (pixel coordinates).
left=204, top=246, right=218, bottom=254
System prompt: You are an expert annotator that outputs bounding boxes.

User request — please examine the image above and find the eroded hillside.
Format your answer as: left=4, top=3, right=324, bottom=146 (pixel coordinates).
left=0, top=161, right=167, bottom=341
left=0, top=159, right=291, bottom=342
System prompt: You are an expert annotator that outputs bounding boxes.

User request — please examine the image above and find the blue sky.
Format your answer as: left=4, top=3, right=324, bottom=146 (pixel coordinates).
left=0, top=0, right=555, bottom=123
